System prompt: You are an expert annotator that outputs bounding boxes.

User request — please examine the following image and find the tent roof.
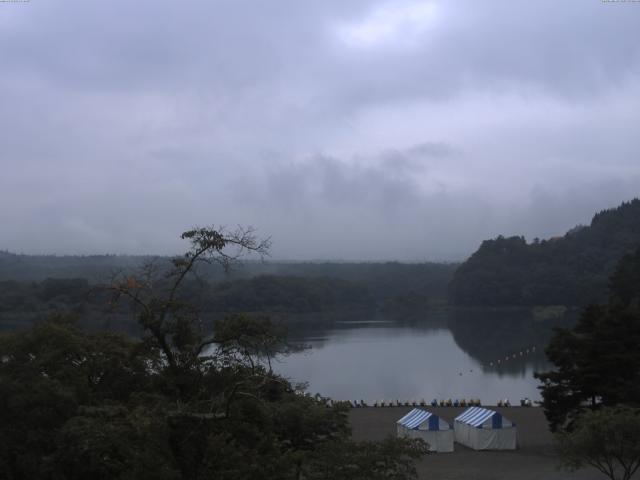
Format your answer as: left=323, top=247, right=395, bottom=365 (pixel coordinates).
left=455, top=407, right=506, bottom=427
left=397, top=408, right=436, bottom=429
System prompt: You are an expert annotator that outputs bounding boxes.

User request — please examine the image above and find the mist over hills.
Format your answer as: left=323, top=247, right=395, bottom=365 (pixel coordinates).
left=2, top=198, right=640, bottom=313
left=0, top=251, right=455, bottom=301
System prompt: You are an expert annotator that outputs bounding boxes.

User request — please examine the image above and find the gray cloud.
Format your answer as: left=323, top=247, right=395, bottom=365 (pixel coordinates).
left=0, top=0, right=639, bottom=260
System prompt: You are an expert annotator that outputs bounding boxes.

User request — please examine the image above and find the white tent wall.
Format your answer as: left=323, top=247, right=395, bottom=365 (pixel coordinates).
left=468, top=426, right=517, bottom=450
left=396, top=409, right=454, bottom=453
left=453, top=407, right=517, bottom=450
left=397, top=425, right=454, bottom=453
left=432, top=429, right=454, bottom=453
left=454, top=422, right=471, bottom=447
left=453, top=423, right=517, bottom=450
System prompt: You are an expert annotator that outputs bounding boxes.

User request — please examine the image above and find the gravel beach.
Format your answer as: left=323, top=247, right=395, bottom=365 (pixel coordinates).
left=349, top=406, right=612, bottom=480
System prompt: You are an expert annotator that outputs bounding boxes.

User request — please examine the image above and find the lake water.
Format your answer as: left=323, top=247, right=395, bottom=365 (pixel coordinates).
left=0, top=304, right=562, bottom=405
left=275, top=310, right=559, bottom=404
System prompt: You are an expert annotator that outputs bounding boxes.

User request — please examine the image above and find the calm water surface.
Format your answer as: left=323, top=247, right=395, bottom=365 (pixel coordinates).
left=275, top=312, right=554, bottom=404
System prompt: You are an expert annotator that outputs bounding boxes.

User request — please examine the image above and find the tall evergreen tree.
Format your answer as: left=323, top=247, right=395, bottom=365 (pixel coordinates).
left=535, top=247, right=640, bottom=431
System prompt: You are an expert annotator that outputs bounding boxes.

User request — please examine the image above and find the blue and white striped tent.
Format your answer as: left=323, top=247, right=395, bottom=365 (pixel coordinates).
left=396, top=408, right=453, bottom=452
left=454, top=407, right=516, bottom=450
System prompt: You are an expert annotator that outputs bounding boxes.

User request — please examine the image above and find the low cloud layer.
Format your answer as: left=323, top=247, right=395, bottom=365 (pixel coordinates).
left=0, top=0, right=639, bottom=260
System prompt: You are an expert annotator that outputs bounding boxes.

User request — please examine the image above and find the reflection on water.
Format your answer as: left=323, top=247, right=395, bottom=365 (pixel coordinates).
left=3, top=305, right=572, bottom=404
left=275, top=309, right=574, bottom=404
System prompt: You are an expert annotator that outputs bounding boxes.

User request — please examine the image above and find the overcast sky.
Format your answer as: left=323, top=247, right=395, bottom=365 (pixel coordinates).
left=1, top=0, right=639, bottom=261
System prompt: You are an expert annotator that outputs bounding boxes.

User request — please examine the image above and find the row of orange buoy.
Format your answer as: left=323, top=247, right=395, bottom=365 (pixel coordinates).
left=488, top=346, right=537, bottom=367
left=370, top=398, right=483, bottom=408
left=322, top=398, right=535, bottom=408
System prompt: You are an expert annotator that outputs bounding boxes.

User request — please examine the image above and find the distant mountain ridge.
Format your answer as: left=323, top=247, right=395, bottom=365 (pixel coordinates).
left=449, top=199, right=640, bottom=307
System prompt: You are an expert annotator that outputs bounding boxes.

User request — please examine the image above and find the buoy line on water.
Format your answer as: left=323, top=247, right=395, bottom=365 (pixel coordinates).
left=487, top=345, right=538, bottom=367
left=309, top=345, right=542, bottom=409
left=322, top=398, right=535, bottom=408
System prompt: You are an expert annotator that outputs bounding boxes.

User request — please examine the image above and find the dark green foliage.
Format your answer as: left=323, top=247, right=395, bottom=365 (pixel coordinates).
left=535, top=247, right=640, bottom=431
left=609, top=247, right=640, bottom=307
left=450, top=199, right=640, bottom=306
left=55, top=407, right=179, bottom=480
left=0, top=251, right=456, bottom=310
left=0, top=317, right=158, bottom=479
left=0, top=228, right=427, bottom=480
left=264, top=262, right=456, bottom=305
left=0, top=278, right=117, bottom=333
left=0, top=315, right=424, bottom=480
left=38, top=278, right=90, bottom=304
left=205, top=275, right=374, bottom=314
left=379, top=290, right=433, bottom=320
left=0, top=262, right=455, bottom=332
left=0, top=252, right=150, bottom=283
left=0, top=278, right=91, bottom=312
left=557, top=406, right=640, bottom=480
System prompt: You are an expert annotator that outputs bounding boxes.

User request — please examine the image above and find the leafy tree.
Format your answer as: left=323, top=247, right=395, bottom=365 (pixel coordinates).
left=557, top=406, right=640, bottom=480
left=0, top=316, right=161, bottom=479
left=106, top=226, right=271, bottom=375
left=0, top=227, right=428, bottom=480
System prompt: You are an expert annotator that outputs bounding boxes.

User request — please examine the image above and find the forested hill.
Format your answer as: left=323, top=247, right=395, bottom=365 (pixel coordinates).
left=0, top=254, right=457, bottom=331
left=0, top=251, right=456, bottom=305
left=449, top=199, right=640, bottom=307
